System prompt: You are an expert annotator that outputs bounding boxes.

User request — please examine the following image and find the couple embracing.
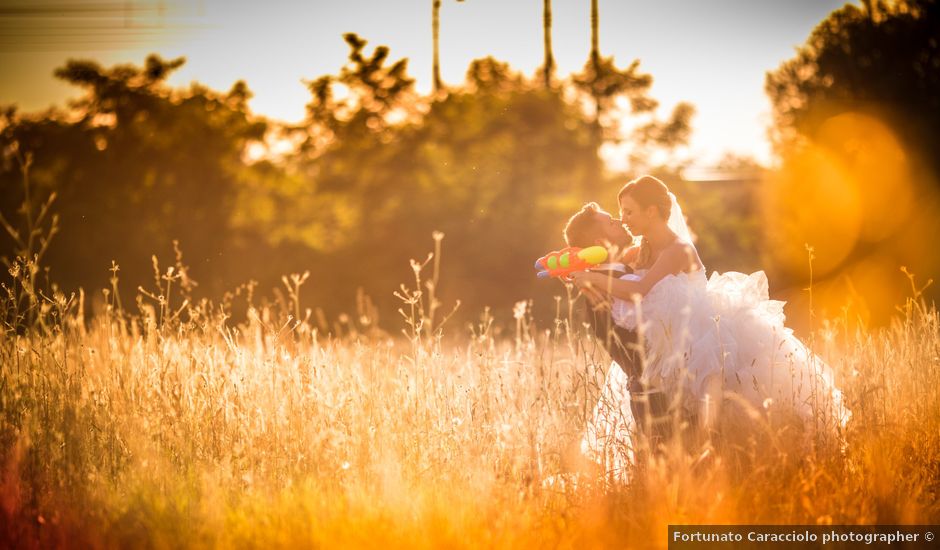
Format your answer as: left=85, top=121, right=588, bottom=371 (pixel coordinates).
left=560, top=175, right=850, bottom=481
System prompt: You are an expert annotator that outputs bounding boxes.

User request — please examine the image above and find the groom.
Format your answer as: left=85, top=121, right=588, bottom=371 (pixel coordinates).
left=563, top=202, right=670, bottom=445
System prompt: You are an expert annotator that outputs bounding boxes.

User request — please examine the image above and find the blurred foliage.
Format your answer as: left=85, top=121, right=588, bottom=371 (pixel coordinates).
left=1, top=54, right=266, bottom=300
left=766, top=0, right=940, bottom=173
left=668, top=176, right=764, bottom=276
left=765, top=0, right=940, bottom=325
left=0, top=34, right=767, bottom=328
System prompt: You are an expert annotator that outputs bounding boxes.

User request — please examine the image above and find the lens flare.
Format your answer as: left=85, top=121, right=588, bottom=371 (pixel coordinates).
left=762, top=145, right=862, bottom=278
left=764, top=111, right=939, bottom=326
left=816, top=113, right=913, bottom=243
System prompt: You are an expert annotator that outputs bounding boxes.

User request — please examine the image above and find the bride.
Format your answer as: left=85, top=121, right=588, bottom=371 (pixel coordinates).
left=570, top=176, right=850, bottom=477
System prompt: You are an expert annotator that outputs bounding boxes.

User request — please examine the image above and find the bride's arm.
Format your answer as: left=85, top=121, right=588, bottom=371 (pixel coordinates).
left=570, top=244, right=691, bottom=300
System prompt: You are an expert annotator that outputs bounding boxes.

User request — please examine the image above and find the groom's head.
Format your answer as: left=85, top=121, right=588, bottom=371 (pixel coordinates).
left=564, top=202, right=633, bottom=249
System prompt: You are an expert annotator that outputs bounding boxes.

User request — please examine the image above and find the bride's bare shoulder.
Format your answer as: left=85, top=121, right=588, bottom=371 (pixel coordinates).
left=661, top=240, right=702, bottom=272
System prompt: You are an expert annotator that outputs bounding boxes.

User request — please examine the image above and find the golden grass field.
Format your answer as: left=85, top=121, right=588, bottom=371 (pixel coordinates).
left=1, top=252, right=939, bottom=549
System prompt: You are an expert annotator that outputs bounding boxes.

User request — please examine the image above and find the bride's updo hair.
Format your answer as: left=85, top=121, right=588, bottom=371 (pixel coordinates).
left=617, top=175, right=672, bottom=220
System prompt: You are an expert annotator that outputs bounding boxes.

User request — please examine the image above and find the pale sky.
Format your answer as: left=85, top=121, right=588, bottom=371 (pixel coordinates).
left=0, top=0, right=850, bottom=167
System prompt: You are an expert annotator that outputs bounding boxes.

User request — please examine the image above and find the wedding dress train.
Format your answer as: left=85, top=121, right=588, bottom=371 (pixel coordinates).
left=581, top=266, right=851, bottom=482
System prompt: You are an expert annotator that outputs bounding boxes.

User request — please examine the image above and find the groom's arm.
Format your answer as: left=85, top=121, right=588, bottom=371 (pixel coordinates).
left=572, top=243, right=696, bottom=299
left=581, top=269, right=642, bottom=382
left=588, top=304, right=641, bottom=381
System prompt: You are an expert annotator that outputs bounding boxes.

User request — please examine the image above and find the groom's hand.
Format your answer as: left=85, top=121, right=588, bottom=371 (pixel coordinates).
left=570, top=272, right=611, bottom=310
left=570, top=271, right=607, bottom=292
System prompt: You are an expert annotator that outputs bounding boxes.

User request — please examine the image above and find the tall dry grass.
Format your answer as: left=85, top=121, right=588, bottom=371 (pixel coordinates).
left=1, top=240, right=938, bottom=548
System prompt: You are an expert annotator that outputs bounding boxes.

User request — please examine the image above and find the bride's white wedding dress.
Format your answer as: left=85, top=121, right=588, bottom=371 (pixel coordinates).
left=582, top=262, right=851, bottom=482
left=580, top=192, right=850, bottom=482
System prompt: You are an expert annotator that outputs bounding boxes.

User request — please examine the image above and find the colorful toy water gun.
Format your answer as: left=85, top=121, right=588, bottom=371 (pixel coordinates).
left=534, top=246, right=609, bottom=278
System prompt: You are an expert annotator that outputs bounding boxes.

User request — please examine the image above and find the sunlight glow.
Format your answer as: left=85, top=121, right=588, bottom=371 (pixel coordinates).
left=762, top=111, right=938, bottom=325
left=2, top=0, right=849, bottom=167
left=762, top=145, right=863, bottom=278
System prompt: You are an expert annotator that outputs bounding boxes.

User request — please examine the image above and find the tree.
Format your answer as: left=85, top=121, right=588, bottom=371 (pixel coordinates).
left=432, top=0, right=443, bottom=93
left=542, top=0, right=555, bottom=89
left=1, top=32, right=699, bottom=327
left=432, top=0, right=466, bottom=94
left=281, top=33, right=416, bottom=253
left=576, top=0, right=655, bottom=131
left=289, top=47, right=605, bottom=319
left=766, top=0, right=940, bottom=175
left=590, top=0, right=600, bottom=74
left=573, top=0, right=694, bottom=169
left=765, top=0, right=940, bottom=323
left=0, top=55, right=266, bottom=299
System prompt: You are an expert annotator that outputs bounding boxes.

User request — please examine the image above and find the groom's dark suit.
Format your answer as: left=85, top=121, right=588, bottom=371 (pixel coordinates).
left=586, top=265, right=671, bottom=445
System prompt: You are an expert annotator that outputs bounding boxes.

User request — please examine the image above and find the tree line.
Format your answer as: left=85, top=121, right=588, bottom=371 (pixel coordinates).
left=3, top=0, right=939, bottom=330
left=0, top=28, right=695, bottom=329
